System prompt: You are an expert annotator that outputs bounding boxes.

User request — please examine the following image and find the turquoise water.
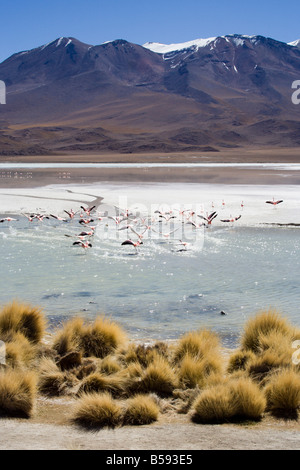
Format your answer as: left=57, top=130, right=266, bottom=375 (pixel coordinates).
left=0, top=214, right=299, bottom=348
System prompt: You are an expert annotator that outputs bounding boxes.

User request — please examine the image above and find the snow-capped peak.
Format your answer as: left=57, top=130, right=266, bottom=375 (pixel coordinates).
left=143, top=35, right=263, bottom=55
left=288, top=39, right=300, bottom=48
left=143, top=37, right=217, bottom=54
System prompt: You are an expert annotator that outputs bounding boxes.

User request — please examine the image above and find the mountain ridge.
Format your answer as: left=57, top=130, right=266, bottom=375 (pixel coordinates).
left=0, top=33, right=300, bottom=156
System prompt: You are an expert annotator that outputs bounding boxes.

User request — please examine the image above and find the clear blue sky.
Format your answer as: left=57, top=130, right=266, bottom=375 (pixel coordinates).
left=1, top=0, right=299, bottom=62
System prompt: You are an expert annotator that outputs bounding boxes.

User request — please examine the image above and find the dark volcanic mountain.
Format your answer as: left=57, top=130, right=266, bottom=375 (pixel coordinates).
left=1, top=34, right=300, bottom=155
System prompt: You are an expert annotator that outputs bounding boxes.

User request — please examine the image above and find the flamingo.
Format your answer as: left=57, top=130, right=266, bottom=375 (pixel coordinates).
left=22, top=213, right=36, bottom=222
left=197, top=211, right=218, bottom=225
left=108, top=216, right=127, bottom=225
left=80, top=205, right=96, bottom=216
left=64, top=209, right=77, bottom=219
left=121, top=239, right=143, bottom=253
left=158, top=214, right=177, bottom=222
left=79, top=218, right=94, bottom=225
left=187, top=221, right=206, bottom=229
left=220, top=215, right=241, bottom=223
left=118, top=225, right=149, bottom=240
left=73, top=240, right=92, bottom=249
left=77, top=229, right=95, bottom=237
left=266, top=198, right=283, bottom=206
left=50, top=214, right=68, bottom=222
left=0, top=217, right=18, bottom=223
left=33, top=214, right=49, bottom=222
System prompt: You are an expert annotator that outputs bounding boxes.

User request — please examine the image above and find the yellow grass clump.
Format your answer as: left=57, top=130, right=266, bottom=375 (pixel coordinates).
left=123, top=342, right=170, bottom=367
left=123, top=394, right=160, bottom=425
left=137, top=355, right=178, bottom=396
left=5, top=332, right=37, bottom=369
left=227, top=349, right=256, bottom=374
left=77, top=372, right=126, bottom=397
left=0, top=300, right=46, bottom=344
left=37, top=358, right=79, bottom=396
left=73, top=392, right=123, bottom=428
left=179, top=353, right=223, bottom=389
left=240, top=308, right=294, bottom=353
left=0, top=368, right=37, bottom=418
left=52, top=316, right=127, bottom=359
left=173, top=329, right=220, bottom=363
left=264, top=369, right=300, bottom=416
left=192, top=377, right=266, bottom=423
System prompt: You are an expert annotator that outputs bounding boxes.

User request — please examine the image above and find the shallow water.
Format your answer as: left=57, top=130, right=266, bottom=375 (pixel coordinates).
left=0, top=214, right=299, bottom=349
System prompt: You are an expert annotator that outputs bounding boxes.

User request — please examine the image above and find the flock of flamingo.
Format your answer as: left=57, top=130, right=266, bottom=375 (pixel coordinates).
left=0, top=197, right=283, bottom=254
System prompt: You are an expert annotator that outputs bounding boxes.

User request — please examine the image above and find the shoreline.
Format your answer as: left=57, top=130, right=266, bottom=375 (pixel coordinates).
left=1, top=147, right=300, bottom=164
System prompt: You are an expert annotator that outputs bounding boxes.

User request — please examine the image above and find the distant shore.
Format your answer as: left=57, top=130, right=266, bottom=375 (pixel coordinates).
left=0, top=147, right=300, bottom=188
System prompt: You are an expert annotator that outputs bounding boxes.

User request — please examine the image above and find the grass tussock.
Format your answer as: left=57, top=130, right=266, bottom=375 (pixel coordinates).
left=77, top=372, right=126, bottom=397
left=247, top=350, right=291, bottom=384
left=0, top=300, right=46, bottom=344
left=5, top=332, right=37, bottom=368
left=178, top=354, right=223, bottom=389
left=136, top=355, right=178, bottom=397
left=123, top=342, right=170, bottom=367
left=0, top=368, right=37, bottom=417
left=73, top=392, right=123, bottom=428
left=264, top=369, right=300, bottom=417
left=123, top=394, right=160, bottom=425
left=192, top=376, right=266, bottom=424
left=37, top=358, right=79, bottom=396
left=173, top=329, right=220, bottom=363
left=227, top=350, right=256, bottom=374
left=241, top=308, right=294, bottom=353
left=1, top=299, right=299, bottom=427
left=52, top=316, right=127, bottom=359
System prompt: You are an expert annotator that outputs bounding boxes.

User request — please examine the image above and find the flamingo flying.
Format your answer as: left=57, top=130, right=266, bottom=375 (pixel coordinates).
left=73, top=240, right=92, bottom=249
left=50, top=214, right=68, bottom=222
left=265, top=198, right=283, bottom=206
left=121, top=239, right=143, bottom=253
left=0, top=217, right=18, bottom=223
left=198, top=211, right=218, bottom=225
left=80, top=205, right=96, bottom=216
left=220, top=215, right=242, bottom=223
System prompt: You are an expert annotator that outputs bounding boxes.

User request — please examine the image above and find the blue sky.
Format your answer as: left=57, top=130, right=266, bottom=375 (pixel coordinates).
left=1, top=0, right=299, bottom=62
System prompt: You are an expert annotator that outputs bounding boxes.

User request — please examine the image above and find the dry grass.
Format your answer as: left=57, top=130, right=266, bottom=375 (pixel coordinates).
left=229, top=377, right=267, bottom=420
left=247, top=350, right=291, bottom=384
left=178, top=353, right=223, bottom=389
left=73, top=392, right=123, bottom=428
left=192, top=383, right=235, bottom=424
left=0, top=368, right=37, bottom=417
left=136, top=355, right=178, bottom=396
left=241, top=309, right=294, bottom=353
left=123, top=394, right=160, bottom=425
left=0, top=300, right=46, bottom=344
left=264, top=369, right=300, bottom=416
left=123, top=342, right=170, bottom=367
left=52, top=316, right=127, bottom=359
left=37, top=358, right=79, bottom=396
left=173, top=329, right=220, bottom=363
left=99, top=355, right=122, bottom=375
left=192, top=376, right=266, bottom=424
left=5, top=332, right=37, bottom=368
left=227, top=350, right=256, bottom=374
left=77, top=372, right=126, bottom=397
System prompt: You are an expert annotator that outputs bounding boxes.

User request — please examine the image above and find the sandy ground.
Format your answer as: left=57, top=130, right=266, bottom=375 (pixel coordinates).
left=0, top=396, right=299, bottom=450
left=0, top=153, right=300, bottom=450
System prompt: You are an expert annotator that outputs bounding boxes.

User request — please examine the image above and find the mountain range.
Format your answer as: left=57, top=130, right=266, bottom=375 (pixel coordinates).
left=1, top=34, right=300, bottom=156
